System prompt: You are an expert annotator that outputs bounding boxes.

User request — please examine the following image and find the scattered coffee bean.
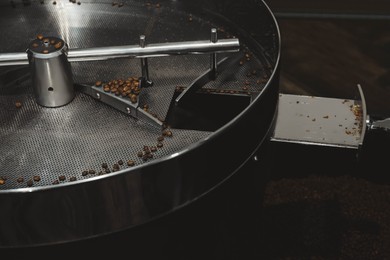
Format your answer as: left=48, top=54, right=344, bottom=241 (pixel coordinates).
left=0, top=179, right=4, bottom=185
left=82, top=171, right=88, bottom=176
left=157, top=136, right=164, bottom=142
left=137, top=151, right=144, bottom=157
left=157, top=142, right=163, bottom=148
left=69, top=176, right=77, bottom=182
left=17, top=177, right=24, bottom=183
left=127, top=160, right=135, bottom=167
left=89, top=170, right=96, bottom=175
left=163, top=130, right=173, bottom=137
left=150, top=146, right=157, bottom=153
left=102, top=163, right=108, bottom=169
left=27, top=180, right=33, bottom=187
left=33, top=176, right=41, bottom=182
left=52, top=180, right=60, bottom=185
left=59, top=175, right=66, bottom=181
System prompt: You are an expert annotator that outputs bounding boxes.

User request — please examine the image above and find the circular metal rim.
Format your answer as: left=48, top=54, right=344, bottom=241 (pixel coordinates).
left=0, top=0, right=281, bottom=247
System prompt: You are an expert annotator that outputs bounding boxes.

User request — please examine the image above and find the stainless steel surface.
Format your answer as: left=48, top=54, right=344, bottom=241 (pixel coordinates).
left=0, top=38, right=239, bottom=66
left=27, top=37, right=74, bottom=107
left=78, top=82, right=163, bottom=128
left=175, top=56, right=231, bottom=105
left=272, top=94, right=363, bottom=149
left=0, top=52, right=29, bottom=66
left=67, top=38, right=240, bottom=62
left=139, top=35, right=152, bottom=86
left=368, top=117, right=390, bottom=131
left=0, top=0, right=280, bottom=247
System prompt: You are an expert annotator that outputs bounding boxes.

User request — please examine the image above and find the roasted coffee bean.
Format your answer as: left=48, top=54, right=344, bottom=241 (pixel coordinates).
left=69, top=176, right=77, bottom=182
left=105, top=168, right=111, bottom=174
left=130, top=95, right=138, bottom=104
left=27, top=180, right=33, bottom=187
left=137, top=151, right=144, bottom=157
left=95, top=81, right=102, bottom=87
left=54, top=42, right=62, bottom=49
left=15, top=101, right=22, bottom=108
left=113, top=164, right=120, bottom=170
left=59, top=175, right=66, bottom=181
left=0, top=179, right=4, bottom=185
left=37, top=34, right=44, bottom=40
left=147, top=153, right=153, bottom=159
left=118, top=160, right=124, bottom=166
left=157, top=136, right=164, bottom=142
left=102, top=163, right=108, bottom=169
left=52, top=180, right=60, bottom=185
left=157, top=142, right=163, bottom=148
left=127, top=160, right=135, bottom=167
left=142, top=155, right=148, bottom=161
left=150, top=146, right=157, bottom=153
left=17, top=177, right=24, bottom=183
left=82, top=170, right=88, bottom=176
left=98, top=171, right=104, bottom=175
left=89, top=170, right=96, bottom=175
left=43, top=49, right=49, bottom=54
left=163, top=130, right=173, bottom=137
left=33, top=176, right=41, bottom=182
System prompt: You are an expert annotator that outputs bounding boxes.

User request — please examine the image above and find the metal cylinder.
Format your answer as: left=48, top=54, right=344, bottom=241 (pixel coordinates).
left=27, top=36, right=74, bottom=107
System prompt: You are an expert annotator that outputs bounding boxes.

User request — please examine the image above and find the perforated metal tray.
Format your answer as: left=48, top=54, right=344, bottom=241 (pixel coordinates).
left=0, top=0, right=280, bottom=247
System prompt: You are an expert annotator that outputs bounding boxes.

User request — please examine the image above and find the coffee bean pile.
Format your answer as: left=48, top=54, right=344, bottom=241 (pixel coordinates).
left=95, top=77, right=142, bottom=104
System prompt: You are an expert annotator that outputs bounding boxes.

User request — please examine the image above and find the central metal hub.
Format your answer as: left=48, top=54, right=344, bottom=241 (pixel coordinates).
left=27, top=35, right=74, bottom=108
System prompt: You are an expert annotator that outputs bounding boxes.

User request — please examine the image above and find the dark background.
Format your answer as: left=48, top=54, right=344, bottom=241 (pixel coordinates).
left=257, top=1, right=390, bottom=259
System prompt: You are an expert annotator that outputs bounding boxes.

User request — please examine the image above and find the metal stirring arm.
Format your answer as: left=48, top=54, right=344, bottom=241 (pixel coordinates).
left=0, top=30, right=240, bottom=128
left=0, top=38, right=239, bottom=66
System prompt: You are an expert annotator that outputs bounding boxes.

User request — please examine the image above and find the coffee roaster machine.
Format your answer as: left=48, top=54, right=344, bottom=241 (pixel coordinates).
left=0, top=0, right=388, bottom=258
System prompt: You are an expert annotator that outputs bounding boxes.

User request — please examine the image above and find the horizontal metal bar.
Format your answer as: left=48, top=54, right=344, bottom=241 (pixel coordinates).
left=0, top=38, right=240, bottom=66
left=67, top=39, right=240, bottom=62
left=274, top=12, right=390, bottom=20
left=0, top=52, right=29, bottom=66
